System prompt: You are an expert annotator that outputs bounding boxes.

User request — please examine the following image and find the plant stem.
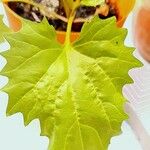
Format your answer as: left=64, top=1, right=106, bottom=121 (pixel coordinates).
left=64, top=11, right=76, bottom=45
left=51, top=12, right=68, bottom=22
left=64, top=0, right=80, bottom=45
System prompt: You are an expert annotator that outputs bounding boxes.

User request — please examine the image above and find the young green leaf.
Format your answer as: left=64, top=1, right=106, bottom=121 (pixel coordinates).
left=81, top=0, right=105, bottom=6
left=66, top=0, right=74, bottom=9
left=0, top=17, right=142, bottom=150
left=59, top=0, right=75, bottom=17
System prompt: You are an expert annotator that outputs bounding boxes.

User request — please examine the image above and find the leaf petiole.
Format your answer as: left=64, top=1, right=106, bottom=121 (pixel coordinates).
left=64, top=11, right=76, bottom=46
left=65, top=0, right=80, bottom=45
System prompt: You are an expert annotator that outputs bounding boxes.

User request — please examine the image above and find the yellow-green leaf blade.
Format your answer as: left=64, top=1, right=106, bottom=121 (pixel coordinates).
left=0, top=16, right=142, bottom=150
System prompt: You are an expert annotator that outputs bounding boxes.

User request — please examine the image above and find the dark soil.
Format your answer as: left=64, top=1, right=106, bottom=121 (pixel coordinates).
left=8, top=1, right=117, bottom=32
left=8, top=2, right=43, bottom=22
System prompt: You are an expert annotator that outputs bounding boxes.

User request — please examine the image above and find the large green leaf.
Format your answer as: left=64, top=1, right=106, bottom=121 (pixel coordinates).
left=0, top=15, right=10, bottom=42
left=0, top=17, right=142, bottom=150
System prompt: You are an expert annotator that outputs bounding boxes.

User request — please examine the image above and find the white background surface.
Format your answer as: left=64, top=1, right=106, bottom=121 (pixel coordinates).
left=0, top=3, right=147, bottom=150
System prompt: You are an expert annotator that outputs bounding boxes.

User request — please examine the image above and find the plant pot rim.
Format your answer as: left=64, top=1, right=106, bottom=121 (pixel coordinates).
left=3, top=2, right=80, bottom=35
left=3, top=1, right=80, bottom=43
left=3, top=0, right=135, bottom=43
